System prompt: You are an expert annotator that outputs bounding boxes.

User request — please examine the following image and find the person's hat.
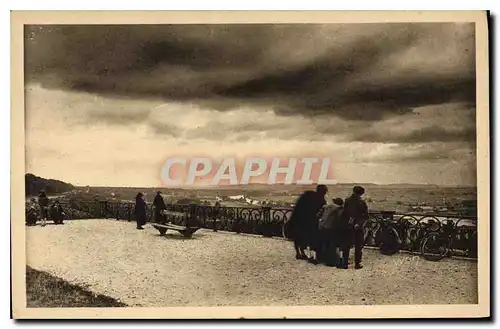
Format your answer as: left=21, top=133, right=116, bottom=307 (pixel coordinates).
left=316, top=184, right=328, bottom=194
left=353, top=185, right=365, bottom=195
left=332, top=198, right=344, bottom=206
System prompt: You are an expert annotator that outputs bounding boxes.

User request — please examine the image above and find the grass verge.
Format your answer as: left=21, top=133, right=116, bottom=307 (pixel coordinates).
left=26, top=266, right=127, bottom=307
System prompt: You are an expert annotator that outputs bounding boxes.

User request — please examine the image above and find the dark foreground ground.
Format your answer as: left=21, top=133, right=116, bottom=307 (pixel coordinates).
left=26, top=220, right=478, bottom=307
left=26, top=266, right=127, bottom=307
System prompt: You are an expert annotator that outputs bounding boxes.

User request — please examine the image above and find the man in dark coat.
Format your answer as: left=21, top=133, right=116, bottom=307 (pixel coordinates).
left=153, top=191, right=167, bottom=224
left=49, top=200, right=66, bottom=225
left=340, top=186, right=369, bottom=269
left=288, top=184, right=328, bottom=261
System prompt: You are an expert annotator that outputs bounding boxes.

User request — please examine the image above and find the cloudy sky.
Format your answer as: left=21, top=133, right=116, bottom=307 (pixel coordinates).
left=24, top=23, right=477, bottom=187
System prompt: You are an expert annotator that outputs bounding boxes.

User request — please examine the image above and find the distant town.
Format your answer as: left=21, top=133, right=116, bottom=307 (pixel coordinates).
left=26, top=173, right=477, bottom=216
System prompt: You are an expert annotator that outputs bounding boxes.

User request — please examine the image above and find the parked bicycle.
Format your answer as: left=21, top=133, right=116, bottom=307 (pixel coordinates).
left=420, top=220, right=456, bottom=261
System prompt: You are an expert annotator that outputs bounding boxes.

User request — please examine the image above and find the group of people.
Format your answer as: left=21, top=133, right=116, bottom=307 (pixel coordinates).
left=288, top=185, right=369, bottom=269
left=133, top=191, right=167, bottom=230
left=26, top=190, right=66, bottom=226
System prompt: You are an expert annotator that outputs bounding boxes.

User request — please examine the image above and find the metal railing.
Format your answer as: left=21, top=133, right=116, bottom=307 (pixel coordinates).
left=27, top=200, right=478, bottom=259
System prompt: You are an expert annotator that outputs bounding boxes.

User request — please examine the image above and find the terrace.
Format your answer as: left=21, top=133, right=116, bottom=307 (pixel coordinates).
left=26, top=220, right=477, bottom=307
left=25, top=199, right=478, bottom=306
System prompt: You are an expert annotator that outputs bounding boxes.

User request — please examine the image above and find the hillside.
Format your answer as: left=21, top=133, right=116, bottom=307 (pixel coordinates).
left=25, top=173, right=75, bottom=197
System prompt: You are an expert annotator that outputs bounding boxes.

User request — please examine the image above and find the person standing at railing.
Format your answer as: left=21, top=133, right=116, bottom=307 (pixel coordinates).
left=37, top=190, right=50, bottom=227
left=153, top=191, right=167, bottom=224
left=49, top=200, right=66, bottom=225
left=340, top=186, right=369, bottom=269
left=318, top=197, right=345, bottom=267
left=305, top=185, right=329, bottom=264
left=134, top=192, right=147, bottom=230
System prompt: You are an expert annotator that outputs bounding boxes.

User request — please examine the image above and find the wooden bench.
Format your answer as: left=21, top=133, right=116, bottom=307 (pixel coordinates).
left=151, top=222, right=200, bottom=238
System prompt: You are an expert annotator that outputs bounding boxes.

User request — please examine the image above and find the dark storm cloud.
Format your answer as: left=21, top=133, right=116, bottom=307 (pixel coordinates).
left=25, top=23, right=476, bottom=145
left=362, top=142, right=477, bottom=164
left=87, top=109, right=151, bottom=125
left=350, top=124, right=476, bottom=144
left=149, top=121, right=182, bottom=138
left=216, top=31, right=475, bottom=120
left=24, top=24, right=298, bottom=96
left=310, top=101, right=477, bottom=144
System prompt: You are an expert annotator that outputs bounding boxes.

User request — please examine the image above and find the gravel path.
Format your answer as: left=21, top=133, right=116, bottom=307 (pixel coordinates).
left=26, top=220, right=478, bottom=307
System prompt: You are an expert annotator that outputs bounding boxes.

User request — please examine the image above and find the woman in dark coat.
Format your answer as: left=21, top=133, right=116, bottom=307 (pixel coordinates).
left=288, top=185, right=328, bottom=261
left=288, top=195, right=311, bottom=260
left=134, top=192, right=147, bottom=230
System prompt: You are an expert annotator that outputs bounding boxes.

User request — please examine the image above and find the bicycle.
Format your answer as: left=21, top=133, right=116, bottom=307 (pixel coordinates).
left=420, top=221, right=455, bottom=261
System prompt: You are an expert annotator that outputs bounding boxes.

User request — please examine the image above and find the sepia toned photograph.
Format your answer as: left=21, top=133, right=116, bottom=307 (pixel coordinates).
left=11, top=11, right=490, bottom=319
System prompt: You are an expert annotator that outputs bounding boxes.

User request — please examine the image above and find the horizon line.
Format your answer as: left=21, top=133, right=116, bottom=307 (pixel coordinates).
left=25, top=173, right=477, bottom=189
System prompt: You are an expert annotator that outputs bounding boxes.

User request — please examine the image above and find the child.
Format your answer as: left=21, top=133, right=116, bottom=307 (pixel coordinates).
left=319, top=198, right=345, bottom=266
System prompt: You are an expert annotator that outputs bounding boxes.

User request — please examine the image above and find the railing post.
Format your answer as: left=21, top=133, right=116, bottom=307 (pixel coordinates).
left=188, top=203, right=197, bottom=228
left=100, top=201, right=108, bottom=218
left=127, top=203, right=132, bottom=222
left=213, top=203, right=220, bottom=232
left=148, top=204, right=153, bottom=224
left=234, top=209, right=241, bottom=234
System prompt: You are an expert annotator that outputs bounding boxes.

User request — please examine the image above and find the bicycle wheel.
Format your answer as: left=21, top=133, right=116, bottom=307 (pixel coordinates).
left=421, top=232, right=449, bottom=261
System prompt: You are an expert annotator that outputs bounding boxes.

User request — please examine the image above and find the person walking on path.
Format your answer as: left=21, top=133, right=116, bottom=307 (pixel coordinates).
left=134, top=192, right=147, bottom=230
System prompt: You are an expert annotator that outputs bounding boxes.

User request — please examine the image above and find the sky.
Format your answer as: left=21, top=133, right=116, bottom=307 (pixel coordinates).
left=24, top=23, right=477, bottom=187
